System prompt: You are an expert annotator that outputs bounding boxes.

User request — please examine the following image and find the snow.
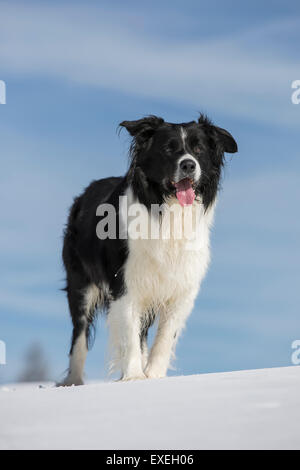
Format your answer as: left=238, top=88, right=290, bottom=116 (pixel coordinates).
left=1, top=366, right=300, bottom=450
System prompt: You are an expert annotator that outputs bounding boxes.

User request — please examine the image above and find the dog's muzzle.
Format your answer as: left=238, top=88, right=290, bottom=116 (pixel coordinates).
left=175, top=155, right=201, bottom=184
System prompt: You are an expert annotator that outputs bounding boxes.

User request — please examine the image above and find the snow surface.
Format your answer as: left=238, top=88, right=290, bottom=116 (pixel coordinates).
left=1, top=366, right=300, bottom=450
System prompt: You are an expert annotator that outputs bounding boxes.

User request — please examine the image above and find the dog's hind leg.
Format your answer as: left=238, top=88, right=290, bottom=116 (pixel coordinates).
left=140, top=311, right=155, bottom=371
left=59, top=283, right=99, bottom=386
left=141, top=334, right=148, bottom=371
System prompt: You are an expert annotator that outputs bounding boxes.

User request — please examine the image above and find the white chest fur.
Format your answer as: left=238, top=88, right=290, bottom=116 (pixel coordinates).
left=122, top=188, right=216, bottom=313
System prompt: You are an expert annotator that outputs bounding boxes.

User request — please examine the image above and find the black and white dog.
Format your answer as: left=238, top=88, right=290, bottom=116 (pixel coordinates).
left=61, top=115, right=237, bottom=385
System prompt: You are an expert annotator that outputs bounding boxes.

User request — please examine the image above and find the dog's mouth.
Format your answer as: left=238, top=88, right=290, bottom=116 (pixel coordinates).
left=171, top=178, right=196, bottom=207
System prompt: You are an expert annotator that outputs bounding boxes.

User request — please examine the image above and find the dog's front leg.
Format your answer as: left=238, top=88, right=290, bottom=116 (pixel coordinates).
left=145, top=297, right=195, bottom=379
left=108, top=295, right=146, bottom=381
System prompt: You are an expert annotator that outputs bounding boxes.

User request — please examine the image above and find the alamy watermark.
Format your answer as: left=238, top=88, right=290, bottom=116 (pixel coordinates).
left=0, top=80, right=6, bottom=104
left=291, top=80, right=300, bottom=105
left=291, top=340, right=300, bottom=365
left=95, top=196, right=204, bottom=250
left=0, top=340, right=6, bottom=365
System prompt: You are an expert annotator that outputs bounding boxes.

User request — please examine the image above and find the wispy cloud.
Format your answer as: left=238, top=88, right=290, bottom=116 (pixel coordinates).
left=1, top=2, right=299, bottom=126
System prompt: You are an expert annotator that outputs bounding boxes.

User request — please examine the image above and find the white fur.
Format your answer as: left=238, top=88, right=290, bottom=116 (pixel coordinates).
left=62, top=284, right=103, bottom=386
left=68, top=328, right=87, bottom=385
left=62, top=316, right=87, bottom=386
left=82, top=284, right=100, bottom=320
left=174, top=127, right=201, bottom=183
left=108, top=187, right=216, bottom=380
left=107, top=295, right=146, bottom=380
left=180, top=127, right=188, bottom=150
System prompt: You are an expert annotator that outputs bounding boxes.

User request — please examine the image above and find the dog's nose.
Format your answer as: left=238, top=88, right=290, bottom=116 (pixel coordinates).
left=180, top=159, right=196, bottom=175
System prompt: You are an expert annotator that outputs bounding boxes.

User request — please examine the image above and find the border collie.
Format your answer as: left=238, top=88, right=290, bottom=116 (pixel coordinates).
left=60, top=115, right=237, bottom=385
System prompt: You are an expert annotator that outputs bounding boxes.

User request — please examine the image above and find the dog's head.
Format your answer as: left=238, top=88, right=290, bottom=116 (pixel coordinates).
left=120, top=115, right=237, bottom=209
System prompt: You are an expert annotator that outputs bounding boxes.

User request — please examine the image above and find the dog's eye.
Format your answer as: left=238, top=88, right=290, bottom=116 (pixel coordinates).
left=189, top=138, right=203, bottom=154
left=193, top=145, right=202, bottom=154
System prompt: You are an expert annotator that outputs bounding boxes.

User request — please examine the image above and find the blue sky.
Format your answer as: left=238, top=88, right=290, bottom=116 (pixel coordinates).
left=0, top=0, right=300, bottom=383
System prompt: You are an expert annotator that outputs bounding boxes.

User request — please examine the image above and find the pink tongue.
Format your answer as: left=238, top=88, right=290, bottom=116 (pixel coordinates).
left=175, top=178, right=195, bottom=207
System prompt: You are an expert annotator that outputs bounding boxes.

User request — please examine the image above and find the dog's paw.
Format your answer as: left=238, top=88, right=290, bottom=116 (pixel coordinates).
left=120, top=372, right=147, bottom=381
left=56, top=376, right=84, bottom=387
left=144, top=365, right=166, bottom=379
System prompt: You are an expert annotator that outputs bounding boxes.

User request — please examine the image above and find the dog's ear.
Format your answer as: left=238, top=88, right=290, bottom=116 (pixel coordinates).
left=119, top=116, right=164, bottom=138
left=198, top=115, right=238, bottom=154
left=213, top=126, right=238, bottom=154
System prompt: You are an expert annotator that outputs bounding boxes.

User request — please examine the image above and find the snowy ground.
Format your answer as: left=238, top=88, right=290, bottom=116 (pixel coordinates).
left=1, top=366, right=300, bottom=450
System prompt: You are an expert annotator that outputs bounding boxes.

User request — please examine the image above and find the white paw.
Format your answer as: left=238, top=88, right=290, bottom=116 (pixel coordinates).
left=121, top=372, right=147, bottom=381
left=144, top=365, right=166, bottom=379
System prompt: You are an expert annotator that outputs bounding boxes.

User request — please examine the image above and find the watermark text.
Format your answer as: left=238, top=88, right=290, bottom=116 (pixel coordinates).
left=0, top=340, right=6, bottom=365
left=0, top=80, right=6, bottom=104
left=95, top=196, right=203, bottom=251
left=291, top=340, right=300, bottom=365
left=291, top=80, right=300, bottom=104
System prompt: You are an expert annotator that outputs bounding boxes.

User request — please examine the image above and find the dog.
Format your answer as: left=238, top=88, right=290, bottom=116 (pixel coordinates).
left=60, top=114, right=237, bottom=385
